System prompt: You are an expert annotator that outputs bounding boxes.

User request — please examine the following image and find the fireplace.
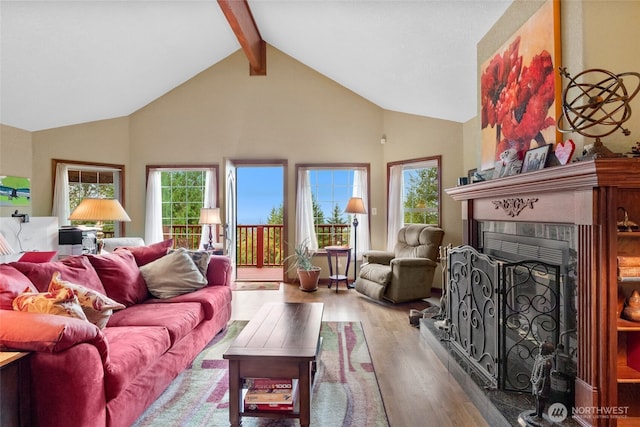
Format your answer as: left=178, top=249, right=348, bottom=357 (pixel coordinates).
left=444, top=226, right=577, bottom=395
left=442, top=159, right=640, bottom=426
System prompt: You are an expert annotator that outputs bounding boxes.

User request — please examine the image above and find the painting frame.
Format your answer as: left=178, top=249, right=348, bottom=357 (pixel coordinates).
left=521, top=144, right=553, bottom=173
left=479, top=0, right=562, bottom=171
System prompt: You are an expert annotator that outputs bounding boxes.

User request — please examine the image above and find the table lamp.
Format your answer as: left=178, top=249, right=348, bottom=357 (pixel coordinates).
left=344, top=197, right=367, bottom=286
left=199, top=207, right=221, bottom=250
left=68, top=198, right=131, bottom=239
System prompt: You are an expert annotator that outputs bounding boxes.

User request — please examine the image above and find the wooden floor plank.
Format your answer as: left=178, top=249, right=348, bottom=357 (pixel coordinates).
left=230, top=283, right=490, bottom=427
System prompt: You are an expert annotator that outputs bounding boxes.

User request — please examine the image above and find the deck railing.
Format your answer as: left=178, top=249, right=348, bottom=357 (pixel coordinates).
left=162, top=224, right=203, bottom=250
left=161, top=223, right=351, bottom=268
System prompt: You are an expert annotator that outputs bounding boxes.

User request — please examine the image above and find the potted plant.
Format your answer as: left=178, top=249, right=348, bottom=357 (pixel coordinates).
left=285, top=240, right=321, bottom=292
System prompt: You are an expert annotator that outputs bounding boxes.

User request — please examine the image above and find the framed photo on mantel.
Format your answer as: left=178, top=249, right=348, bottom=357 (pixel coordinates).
left=521, top=144, right=552, bottom=173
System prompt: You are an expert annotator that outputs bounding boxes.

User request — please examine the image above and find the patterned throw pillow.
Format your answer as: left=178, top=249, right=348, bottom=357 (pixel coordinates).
left=48, top=272, right=125, bottom=329
left=13, top=285, right=88, bottom=321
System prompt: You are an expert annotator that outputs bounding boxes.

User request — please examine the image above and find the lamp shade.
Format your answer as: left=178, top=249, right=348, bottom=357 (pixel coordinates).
left=0, top=233, right=15, bottom=256
left=344, top=197, right=367, bottom=214
left=199, top=207, right=221, bottom=225
left=68, top=198, right=131, bottom=222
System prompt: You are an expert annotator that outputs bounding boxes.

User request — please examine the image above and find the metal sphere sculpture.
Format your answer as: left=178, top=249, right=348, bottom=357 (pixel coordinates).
left=557, top=68, right=640, bottom=158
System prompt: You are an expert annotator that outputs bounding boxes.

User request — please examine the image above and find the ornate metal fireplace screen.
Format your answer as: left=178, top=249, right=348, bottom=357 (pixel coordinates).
left=446, top=245, right=562, bottom=392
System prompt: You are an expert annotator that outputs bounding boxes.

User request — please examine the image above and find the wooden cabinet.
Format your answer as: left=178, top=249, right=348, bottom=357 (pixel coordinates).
left=615, top=190, right=640, bottom=425
left=0, top=352, right=31, bottom=427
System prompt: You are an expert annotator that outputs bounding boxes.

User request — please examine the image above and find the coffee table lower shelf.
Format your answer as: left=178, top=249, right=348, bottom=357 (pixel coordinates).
left=223, top=302, right=324, bottom=427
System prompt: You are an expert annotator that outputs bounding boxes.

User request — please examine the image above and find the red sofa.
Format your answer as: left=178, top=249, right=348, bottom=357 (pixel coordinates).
left=0, top=244, right=232, bottom=427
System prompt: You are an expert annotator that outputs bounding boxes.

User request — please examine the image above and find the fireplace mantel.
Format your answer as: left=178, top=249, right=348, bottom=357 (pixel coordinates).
left=445, top=158, right=640, bottom=426
left=447, top=159, right=640, bottom=201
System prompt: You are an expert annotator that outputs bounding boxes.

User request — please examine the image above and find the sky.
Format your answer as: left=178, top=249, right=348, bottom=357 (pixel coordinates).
left=236, top=166, right=355, bottom=225
left=236, top=167, right=283, bottom=224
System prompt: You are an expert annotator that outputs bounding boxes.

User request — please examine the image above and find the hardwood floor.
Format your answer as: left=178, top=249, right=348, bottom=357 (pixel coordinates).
left=230, top=282, right=490, bottom=427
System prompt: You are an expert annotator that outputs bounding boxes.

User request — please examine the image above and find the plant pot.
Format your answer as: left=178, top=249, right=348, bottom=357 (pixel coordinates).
left=297, top=267, right=320, bottom=292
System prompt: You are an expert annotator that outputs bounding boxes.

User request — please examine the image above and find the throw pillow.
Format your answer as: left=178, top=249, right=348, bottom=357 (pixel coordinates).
left=48, top=272, right=125, bottom=329
left=86, top=250, right=149, bottom=307
left=119, top=239, right=173, bottom=266
left=13, top=286, right=88, bottom=322
left=168, top=248, right=211, bottom=278
left=140, top=249, right=208, bottom=299
left=9, top=256, right=106, bottom=293
left=0, top=265, right=37, bottom=310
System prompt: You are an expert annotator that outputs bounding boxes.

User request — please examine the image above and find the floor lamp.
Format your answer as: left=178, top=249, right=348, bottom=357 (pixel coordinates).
left=344, top=197, right=367, bottom=288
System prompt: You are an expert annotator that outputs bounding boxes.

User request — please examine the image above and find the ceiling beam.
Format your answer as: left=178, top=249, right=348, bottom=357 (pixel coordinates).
left=217, top=0, right=266, bottom=76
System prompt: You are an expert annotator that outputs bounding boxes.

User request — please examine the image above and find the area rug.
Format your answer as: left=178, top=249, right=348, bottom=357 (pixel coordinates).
left=132, top=321, right=389, bottom=427
left=231, top=281, right=281, bottom=291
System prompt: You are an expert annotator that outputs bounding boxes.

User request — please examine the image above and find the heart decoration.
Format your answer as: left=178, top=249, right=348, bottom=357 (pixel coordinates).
left=555, top=139, right=576, bottom=165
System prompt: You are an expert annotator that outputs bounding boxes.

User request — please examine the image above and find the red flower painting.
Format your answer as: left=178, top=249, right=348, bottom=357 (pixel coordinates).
left=480, top=0, right=560, bottom=170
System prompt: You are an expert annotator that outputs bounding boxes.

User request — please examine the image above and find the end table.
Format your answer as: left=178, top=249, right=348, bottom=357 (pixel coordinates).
left=325, top=246, right=352, bottom=292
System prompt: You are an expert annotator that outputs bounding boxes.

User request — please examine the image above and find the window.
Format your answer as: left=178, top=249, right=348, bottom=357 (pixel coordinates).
left=295, top=164, right=369, bottom=255
left=402, top=161, right=440, bottom=225
left=146, top=165, right=218, bottom=249
left=387, top=156, right=441, bottom=250
left=308, top=169, right=354, bottom=247
left=52, top=159, right=125, bottom=236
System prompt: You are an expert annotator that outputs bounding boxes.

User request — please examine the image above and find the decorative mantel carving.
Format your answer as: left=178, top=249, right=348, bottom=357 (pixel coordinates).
left=491, top=197, right=538, bottom=217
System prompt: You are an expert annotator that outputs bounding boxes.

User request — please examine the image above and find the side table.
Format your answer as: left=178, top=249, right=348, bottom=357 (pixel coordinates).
left=325, top=246, right=352, bottom=292
left=0, top=351, right=31, bottom=427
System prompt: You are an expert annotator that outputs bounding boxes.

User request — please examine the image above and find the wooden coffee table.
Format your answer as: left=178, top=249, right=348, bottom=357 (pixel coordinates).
left=223, top=302, right=324, bottom=427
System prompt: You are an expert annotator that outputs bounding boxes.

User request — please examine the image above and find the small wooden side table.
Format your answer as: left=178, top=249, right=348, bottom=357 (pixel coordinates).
left=0, top=351, right=31, bottom=427
left=325, top=246, right=352, bottom=292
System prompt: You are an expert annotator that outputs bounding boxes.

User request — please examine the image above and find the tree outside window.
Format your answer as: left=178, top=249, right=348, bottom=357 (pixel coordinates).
left=403, top=165, right=439, bottom=225
left=160, top=170, right=207, bottom=250
left=308, top=169, right=352, bottom=248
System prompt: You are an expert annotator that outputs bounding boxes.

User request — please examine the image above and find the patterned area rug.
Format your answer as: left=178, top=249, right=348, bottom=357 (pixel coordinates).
left=230, top=282, right=281, bottom=291
left=133, top=321, right=389, bottom=426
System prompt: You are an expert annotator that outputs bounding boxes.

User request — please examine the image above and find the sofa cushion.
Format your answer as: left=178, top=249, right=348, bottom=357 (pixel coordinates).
left=168, top=248, right=211, bottom=278
left=140, top=250, right=207, bottom=299
left=120, top=239, right=173, bottom=267
left=86, top=251, right=149, bottom=307
left=0, top=311, right=107, bottom=358
left=106, top=301, right=204, bottom=344
left=13, top=285, right=88, bottom=321
left=9, top=256, right=105, bottom=293
left=143, top=285, right=232, bottom=321
left=102, top=326, right=172, bottom=400
left=48, top=272, right=125, bottom=329
left=0, top=265, right=36, bottom=310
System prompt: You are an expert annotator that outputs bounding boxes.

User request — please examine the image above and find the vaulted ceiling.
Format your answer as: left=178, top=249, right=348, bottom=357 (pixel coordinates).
left=0, top=0, right=512, bottom=132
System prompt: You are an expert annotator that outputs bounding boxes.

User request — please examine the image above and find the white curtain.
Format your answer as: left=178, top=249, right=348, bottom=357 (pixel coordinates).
left=199, top=170, right=218, bottom=249
left=296, top=168, right=318, bottom=250
left=387, top=164, right=404, bottom=251
left=52, top=163, right=70, bottom=226
left=350, top=169, right=370, bottom=259
left=145, top=170, right=163, bottom=244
